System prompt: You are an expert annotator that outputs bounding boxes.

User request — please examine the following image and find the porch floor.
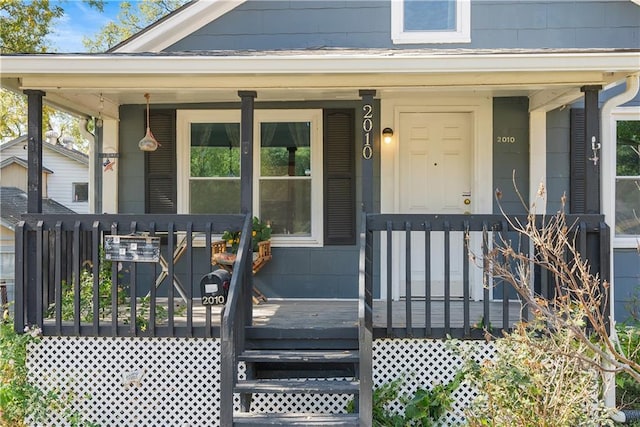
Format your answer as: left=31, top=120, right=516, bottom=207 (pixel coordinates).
left=192, top=299, right=524, bottom=330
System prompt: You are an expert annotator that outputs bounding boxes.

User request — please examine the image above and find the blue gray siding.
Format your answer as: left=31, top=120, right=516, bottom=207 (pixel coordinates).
left=614, top=249, right=640, bottom=323
left=493, top=97, right=529, bottom=215
left=167, top=0, right=640, bottom=51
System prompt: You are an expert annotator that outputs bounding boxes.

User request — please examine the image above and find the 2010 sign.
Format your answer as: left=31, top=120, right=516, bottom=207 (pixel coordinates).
left=362, top=104, right=373, bottom=159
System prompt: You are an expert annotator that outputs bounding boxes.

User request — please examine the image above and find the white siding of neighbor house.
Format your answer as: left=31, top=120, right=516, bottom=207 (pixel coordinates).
left=1, top=143, right=89, bottom=213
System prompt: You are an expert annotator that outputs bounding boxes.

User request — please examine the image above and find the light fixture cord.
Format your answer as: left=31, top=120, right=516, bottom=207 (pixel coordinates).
left=145, top=93, right=150, bottom=130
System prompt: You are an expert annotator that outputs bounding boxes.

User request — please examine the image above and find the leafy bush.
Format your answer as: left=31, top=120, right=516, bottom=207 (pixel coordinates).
left=0, top=322, right=56, bottom=426
left=347, top=373, right=463, bottom=426
left=616, top=322, right=640, bottom=410
left=48, top=251, right=168, bottom=331
left=460, top=319, right=612, bottom=427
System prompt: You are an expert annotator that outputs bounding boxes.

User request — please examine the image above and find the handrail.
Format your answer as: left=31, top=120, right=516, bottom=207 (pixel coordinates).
left=220, top=213, right=253, bottom=426
left=14, top=213, right=246, bottom=337
left=363, top=212, right=609, bottom=339
left=358, top=211, right=373, bottom=426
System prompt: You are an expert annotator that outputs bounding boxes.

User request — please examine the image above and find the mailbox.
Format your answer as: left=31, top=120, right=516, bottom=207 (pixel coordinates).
left=200, top=269, right=231, bottom=305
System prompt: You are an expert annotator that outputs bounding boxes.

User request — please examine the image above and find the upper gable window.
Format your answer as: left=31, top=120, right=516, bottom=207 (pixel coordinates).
left=392, top=0, right=471, bottom=44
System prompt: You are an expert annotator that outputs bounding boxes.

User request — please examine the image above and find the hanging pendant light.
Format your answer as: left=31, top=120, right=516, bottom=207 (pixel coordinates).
left=139, top=93, right=159, bottom=152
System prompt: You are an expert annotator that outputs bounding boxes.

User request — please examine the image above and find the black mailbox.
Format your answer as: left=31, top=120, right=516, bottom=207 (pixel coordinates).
left=200, top=269, right=231, bottom=305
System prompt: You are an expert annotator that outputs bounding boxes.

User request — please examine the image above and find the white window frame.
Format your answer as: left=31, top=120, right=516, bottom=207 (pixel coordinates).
left=72, top=182, right=89, bottom=203
left=391, top=0, right=471, bottom=44
left=606, top=107, right=640, bottom=248
left=177, top=109, right=324, bottom=247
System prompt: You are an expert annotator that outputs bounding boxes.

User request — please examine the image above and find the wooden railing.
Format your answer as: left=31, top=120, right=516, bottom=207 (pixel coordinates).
left=220, top=214, right=253, bottom=426
left=362, top=213, right=610, bottom=339
left=14, top=214, right=250, bottom=338
left=358, top=211, right=373, bottom=426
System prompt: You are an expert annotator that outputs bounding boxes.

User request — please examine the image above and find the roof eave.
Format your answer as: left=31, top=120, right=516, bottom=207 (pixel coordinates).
left=2, top=50, right=639, bottom=76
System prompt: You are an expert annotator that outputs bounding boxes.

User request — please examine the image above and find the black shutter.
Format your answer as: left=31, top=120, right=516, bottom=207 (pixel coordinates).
left=145, top=110, right=177, bottom=214
left=570, top=109, right=585, bottom=214
left=324, top=109, right=356, bottom=245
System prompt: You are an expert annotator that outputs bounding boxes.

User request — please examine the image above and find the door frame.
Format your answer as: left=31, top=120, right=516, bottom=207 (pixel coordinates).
left=380, top=94, right=493, bottom=301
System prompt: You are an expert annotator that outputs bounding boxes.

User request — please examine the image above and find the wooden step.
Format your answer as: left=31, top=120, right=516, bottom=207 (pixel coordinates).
left=234, top=379, right=359, bottom=394
left=234, top=412, right=360, bottom=426
left=239, top=349, right=359, bottom=363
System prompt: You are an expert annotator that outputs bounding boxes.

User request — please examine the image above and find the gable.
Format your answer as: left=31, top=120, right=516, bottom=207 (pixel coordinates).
left=131, top=0, right=640, bottom=52
left=112, top=0, right=247, bottom=53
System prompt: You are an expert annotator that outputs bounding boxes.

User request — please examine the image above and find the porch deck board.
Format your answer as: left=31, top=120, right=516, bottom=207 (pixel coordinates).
left=43, top=299, right=523, bottom=335
left=185, top=299, right=522, bottom=329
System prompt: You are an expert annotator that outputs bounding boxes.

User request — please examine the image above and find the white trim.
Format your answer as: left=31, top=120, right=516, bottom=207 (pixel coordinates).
left=113, top=0, right=247, bottom=53
left=529, top=111, right=547, bottom=214
left=607, top=107, right=640, bottom=248
left=177, top=109, right=324, bottom=248
left=4, top=52, right=639, bottom=76
left=392, top=0, right=471, bottom=45
left=254, top=109, right=324, bottom=248
left=176, top=110, right=241, bottom=214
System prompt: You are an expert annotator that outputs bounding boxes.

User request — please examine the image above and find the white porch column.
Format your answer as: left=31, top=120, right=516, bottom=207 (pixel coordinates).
left=101, top=118, right=119, bottom=213
left=529, top=110, right=547, bottom=213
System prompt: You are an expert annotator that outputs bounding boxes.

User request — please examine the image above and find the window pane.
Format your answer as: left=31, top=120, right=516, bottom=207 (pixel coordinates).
left=191, top=123, right=240, bottom=177
left=404, top=0, right=456, bottom=31
left=615, top=178, right=640, bottom=236
left=617, top=120, right=640, bottom=176
left=260, top=179, right=311, bottom=235
left=190, top=179, right=240, bottom=214
left=73, top=183, right=88, bottom=202
left=261, top=122, right=311, bottom=177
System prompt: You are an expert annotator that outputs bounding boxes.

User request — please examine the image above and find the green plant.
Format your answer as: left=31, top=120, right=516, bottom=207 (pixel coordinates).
left=616, top=322, right=640, bottom=410
left=347, top=373, right=462, bottom=426
left=49, top=249, right=169, bottom=331
left=458, top=319, right=612, bottom=427
left=0, top=321, right=56, bottom=426
left=222, top=216, right=272, bottom=253
left=0, top=318, right=101, bottom=426
left=404, top=370, right=464, bottom=426
left=347, top=377, right=405, bottom=426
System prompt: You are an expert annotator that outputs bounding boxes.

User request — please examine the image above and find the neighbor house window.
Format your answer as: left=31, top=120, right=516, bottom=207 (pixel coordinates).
left=177, top=109, right=323, bottom=246
left=391, top=0, right=470, bottom=44
left=73, top=182, right=88, bottom=202
left=615, top=118, right=640, bottom=237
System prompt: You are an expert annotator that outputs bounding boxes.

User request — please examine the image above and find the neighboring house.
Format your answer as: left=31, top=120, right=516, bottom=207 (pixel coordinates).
left=0, top=186, right=76, bottom=305
left=1, top=1, right=639, bottom=425
left=0, top=135, right=90, bottom=214
left=0, top=136, right=88, bottom=305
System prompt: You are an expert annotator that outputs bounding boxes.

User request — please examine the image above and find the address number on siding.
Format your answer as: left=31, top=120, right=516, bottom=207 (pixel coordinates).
left=496, top=136, right=516, bottom=144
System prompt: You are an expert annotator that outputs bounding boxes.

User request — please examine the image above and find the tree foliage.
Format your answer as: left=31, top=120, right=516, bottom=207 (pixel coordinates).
left=0, top=0, right=64, bottom=54
left=0, top=0, right=105, bottom=148
left=83, top=0, right=188, bottom=52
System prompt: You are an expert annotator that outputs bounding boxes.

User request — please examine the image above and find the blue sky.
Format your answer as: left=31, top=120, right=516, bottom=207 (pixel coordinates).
left=48, top=1, right=123, bottom=52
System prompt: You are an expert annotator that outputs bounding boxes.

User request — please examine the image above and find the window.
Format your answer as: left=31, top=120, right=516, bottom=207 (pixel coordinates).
left=73, top=182, right=88, bottom=202
left=615, top=118, right=640, bottom=237
left=391, top=0, right=470, bottom=44
left=177, top=109, right=323, bottom=246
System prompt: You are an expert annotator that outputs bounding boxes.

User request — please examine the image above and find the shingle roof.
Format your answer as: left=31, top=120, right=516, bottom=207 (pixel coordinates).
left=0, top=135, right=89, bottom=165
left=0, top=186, right=76, bottom=230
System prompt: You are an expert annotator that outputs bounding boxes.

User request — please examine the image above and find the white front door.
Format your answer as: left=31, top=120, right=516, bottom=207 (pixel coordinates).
left=398, top=112, right=472, bottom=298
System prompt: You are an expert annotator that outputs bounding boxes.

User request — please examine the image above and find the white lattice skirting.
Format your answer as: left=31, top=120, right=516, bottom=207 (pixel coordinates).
left=27, top=337, right=495, bottom=426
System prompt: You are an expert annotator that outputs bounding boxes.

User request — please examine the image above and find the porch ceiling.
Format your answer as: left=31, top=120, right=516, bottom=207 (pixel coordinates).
left=1, top=49, right=638, bottom=118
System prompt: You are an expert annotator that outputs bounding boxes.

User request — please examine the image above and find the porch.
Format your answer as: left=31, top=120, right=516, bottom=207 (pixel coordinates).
left=12, top=211, right=610, bottom=425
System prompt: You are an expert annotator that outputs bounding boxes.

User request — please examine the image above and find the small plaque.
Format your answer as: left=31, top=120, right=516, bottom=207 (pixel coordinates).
left=104, top=235, right=160, bottom=263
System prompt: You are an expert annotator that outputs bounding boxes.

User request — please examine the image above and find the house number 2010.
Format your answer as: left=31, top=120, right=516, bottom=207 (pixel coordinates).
left=497, top=136, right=516, bottom=143
left=362, top=104, right=373, bottom=159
